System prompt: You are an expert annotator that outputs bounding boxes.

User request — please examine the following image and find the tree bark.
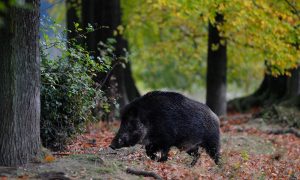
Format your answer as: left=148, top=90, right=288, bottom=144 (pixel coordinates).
left=124, top=62, right=141, bottom=101
left=281, top=67, right=300, bottom=106
left=206, top=14, right=227, bottom=116
left=284, top=67, right=300, bottom=99
left=228, top=67, right=300, bottom=111
left=81, top=0, right=96, bottom=54
left=66, top=0, right=80, bottom=46
left=0, top=0, right=41, bottom=166
left=81, top=0, right=140, bottom=108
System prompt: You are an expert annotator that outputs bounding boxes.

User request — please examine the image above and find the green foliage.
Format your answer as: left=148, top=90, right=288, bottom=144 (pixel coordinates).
left=40, top=17, right=115, bottom=150
left=46, top=0, right=66, bottom=23
left=240, top=150, right=249, bottom=162
left=122, top=0, right=299, bottom=93
left=219, top=0, right=300, bottom=76
left=122, top=0, right=208, bottom=90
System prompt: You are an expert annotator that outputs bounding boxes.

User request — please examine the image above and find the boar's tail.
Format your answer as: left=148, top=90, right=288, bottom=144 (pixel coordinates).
left=200, top=104, right=220, bottom=130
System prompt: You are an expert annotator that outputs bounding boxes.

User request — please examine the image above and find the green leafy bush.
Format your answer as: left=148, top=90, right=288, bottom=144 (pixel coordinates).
left=40, top=17, right=117, bottom=150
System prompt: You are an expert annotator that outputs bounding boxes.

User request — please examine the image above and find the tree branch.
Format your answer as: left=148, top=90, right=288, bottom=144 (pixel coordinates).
left=267, top=127, right=300, bottom=138
left=284, top=0, right=300, bottom=19
left=96, top=61, right=122, bottom=90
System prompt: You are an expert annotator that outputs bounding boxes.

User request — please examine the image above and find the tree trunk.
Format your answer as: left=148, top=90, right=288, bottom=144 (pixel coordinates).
left=81, top=0, right=96, bottom=54
left=66, top=0, right=80, bottom=46
left=124, top=62, right=141, bottom=101
left=284, top=67, right=300, bottom=99
left=0, top=0, right=41, bottom=166
left=281, top=67, right=300, bottom=106
left=228, top=67, right=300, bottom=111
left=81, top=0, right=139, bottom=108
left=206, top=14, right=227, bottom=116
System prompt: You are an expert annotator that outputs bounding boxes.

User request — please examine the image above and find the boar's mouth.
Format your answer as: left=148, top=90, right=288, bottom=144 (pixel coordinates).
left=109, top=138, right=123, bottom=150
left=109, top=138, right=120, bottom=150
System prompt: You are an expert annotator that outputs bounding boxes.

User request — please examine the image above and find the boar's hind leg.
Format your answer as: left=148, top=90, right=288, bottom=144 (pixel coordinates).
left=203, top=141, right=220, bottom=165
left=186, top=146, right=201, bottom=167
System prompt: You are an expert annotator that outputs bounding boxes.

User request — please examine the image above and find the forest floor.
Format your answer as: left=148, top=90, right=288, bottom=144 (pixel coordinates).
left=1, top=111, right=299, bottom=180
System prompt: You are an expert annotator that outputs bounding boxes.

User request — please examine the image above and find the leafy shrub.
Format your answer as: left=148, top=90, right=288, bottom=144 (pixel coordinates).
left=40, top=17, right=118, bottom=150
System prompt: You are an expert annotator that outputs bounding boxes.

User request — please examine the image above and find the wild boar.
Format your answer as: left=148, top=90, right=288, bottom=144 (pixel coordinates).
left=110, top=91, right=221, bottom=166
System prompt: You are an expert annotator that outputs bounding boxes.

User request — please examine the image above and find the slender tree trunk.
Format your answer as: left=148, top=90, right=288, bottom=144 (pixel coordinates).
left=206, top=14, right=227, bottom=116
left=0, top=0, right=41, bottom=166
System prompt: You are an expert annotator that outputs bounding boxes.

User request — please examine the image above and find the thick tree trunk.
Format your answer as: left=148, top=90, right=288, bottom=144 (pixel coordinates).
left=124, top=62, right=141, bottom=101
left=227, top=74, right=288, bottom=111
left=206, top=14, right=227, bottom=116
left=284, top=67, right=300, bottom=99
left=0, top=0, right=41, bottom=166
left=66, top=0, right=80, bottom=46
left=281, top=67, right=300, bottom=106
left=228, top=67, right=300, bottom=111
left=81, top=0, right=139, bottom=108
left=81, top=0, right=96, bottom=54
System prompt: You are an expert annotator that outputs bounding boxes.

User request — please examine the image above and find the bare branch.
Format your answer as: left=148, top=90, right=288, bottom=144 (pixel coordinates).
left=96, top=61, right=123, bottom=90
left=267, top=127, right=300, bottom=138
left=126, top=168, right=163, bottom=180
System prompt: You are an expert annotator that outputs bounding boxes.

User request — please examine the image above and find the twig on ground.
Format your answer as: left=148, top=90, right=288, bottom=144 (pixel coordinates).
left=126, top=168, right=163, bottom=180
left=267, top=128, right=300, bottom=138
left=37, top=171, right=70, bottom=180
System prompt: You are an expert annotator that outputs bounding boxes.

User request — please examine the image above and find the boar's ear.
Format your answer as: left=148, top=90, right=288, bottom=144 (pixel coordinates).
left=121, top=104, right=138, bottom=120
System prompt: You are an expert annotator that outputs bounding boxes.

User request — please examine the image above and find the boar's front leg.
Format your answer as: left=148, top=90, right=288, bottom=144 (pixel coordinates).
left=187, top=146, right=201, bottom=167
left=145, top=144, right=158, bottom=160
left=157, top=147, right=170, bottom=162
left=146, top=144, right=170, bottom=162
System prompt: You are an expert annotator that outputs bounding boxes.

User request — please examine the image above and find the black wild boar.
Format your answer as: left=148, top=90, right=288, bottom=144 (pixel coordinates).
left=110, top=91, right=221, bottom=166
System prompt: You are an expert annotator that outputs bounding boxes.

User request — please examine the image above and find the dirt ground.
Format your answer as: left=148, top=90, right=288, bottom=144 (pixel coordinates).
left=0, top=113, right=299, bottom=180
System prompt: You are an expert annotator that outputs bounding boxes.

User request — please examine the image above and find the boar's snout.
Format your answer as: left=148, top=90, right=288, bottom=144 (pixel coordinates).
left=110, top=133, right=128, bottom=149
left=109, top=137, right=122, bottom=150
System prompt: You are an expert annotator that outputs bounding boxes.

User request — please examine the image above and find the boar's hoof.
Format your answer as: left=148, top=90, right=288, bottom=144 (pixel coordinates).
left=157, top=156, right=168, bottom=162
left=214, top=155, right=220, bottom=165
left=146, top=144, right=158, bottom=160
left=147, top=153, right=157, bottom=160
